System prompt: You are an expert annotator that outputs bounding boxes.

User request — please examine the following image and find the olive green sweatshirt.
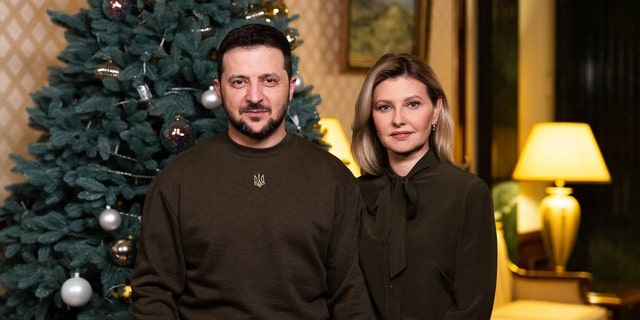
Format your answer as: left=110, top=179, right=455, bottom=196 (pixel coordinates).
left=132, top=133, right=374, bottom=320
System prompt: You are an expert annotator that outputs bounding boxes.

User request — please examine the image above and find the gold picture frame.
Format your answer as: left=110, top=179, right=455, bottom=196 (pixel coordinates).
left=342, top=0, right=431, bottom=72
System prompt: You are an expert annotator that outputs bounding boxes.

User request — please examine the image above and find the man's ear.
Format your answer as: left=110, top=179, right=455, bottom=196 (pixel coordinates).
left=288, top=76, right=297, bottom=100
left=213, top=79, right=222, bottom=98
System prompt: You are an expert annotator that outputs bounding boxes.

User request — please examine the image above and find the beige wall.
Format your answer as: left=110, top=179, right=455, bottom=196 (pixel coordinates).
left=516, top=0, right=555, bottom=233
left=0, top=0, right=459, bottom=201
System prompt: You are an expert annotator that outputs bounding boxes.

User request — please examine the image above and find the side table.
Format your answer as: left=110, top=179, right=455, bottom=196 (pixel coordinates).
left=589, top=284, right=640, bottom=320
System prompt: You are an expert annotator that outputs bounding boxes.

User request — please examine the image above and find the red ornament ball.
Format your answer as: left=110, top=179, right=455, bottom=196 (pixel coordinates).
left=103, top=0, right=131, bottom=20
left=161, top=115, right=195, bottom=153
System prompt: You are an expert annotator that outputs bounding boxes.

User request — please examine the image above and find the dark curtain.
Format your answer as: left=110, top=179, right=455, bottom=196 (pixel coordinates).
left=477, top=0, right=519, bottom=186
left=556, top=0, right=640, bottom=285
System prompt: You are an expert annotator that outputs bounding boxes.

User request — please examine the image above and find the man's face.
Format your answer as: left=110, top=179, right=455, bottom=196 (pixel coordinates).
left=214, top=46, right=296, bottom=147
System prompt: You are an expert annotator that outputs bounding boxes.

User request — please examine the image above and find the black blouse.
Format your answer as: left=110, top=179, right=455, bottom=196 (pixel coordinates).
left=358, top=150, right=497, bottom=320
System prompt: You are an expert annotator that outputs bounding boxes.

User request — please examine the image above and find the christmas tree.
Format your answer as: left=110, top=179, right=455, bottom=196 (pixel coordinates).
left=0, top=0, right=322, bottom=318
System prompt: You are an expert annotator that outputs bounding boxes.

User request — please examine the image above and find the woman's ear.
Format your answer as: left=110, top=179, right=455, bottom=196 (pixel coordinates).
left=433, top=96, right=443, bottom=123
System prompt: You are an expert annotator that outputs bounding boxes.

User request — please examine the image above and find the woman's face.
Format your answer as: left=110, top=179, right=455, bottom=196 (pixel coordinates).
left=372, top=76, right=441, bottom=160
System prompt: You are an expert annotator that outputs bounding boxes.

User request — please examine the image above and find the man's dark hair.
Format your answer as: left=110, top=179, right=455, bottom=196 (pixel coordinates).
left=217, top=23, right=293, bottom=80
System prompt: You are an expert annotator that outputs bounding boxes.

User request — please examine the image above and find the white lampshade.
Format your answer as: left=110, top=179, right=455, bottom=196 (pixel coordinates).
left=320, top=117, right=361, bottom=177
left=512, top=122, right=610, bottom=183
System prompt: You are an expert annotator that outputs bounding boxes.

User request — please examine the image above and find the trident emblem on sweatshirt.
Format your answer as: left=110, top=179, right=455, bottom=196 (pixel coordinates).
left=253, top=174, right=265, bottom=188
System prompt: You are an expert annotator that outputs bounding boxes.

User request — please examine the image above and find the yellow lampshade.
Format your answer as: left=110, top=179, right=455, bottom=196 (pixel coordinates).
left=320, top=118, right=361, bottom=177
left=512, top=122, right=610, bottom=272
left=512, top=122, right=610, bottom=183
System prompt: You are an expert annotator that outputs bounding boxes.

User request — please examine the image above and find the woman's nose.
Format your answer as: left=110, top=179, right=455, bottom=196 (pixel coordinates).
left=392, top=109, right=406, bottom=125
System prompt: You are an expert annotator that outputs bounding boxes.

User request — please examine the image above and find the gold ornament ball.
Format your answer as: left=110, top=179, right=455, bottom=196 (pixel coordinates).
left=197, top=26, right=214, bottom=39
left=246, top=0, right=288, bottom=20
left=95, top=61, right=122, bottom=79
left=113, top=285, right=132, bottom=300
left=284, top=29, right=297, bottom=50
left=245, top=2, right=266, bottom=20
left=110, top=238, right=136, bottom=266
left=265, top=0, right=288, bottom=19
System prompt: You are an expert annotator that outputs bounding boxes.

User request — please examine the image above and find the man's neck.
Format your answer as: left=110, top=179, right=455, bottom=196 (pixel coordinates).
left=227, top=128, right=287, bottom=149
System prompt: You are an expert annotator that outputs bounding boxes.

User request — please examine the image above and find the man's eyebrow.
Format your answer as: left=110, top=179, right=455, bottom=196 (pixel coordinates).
left=259, top=73, right=281, bottom=80
left=224, top=74, right=246, bottom=80
left=224, top=73, right=281, bottom=80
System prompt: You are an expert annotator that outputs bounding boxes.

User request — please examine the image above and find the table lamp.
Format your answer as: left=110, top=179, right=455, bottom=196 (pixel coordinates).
left=512, top=122, right=610, bottom=272
left=320, top=117, right=361, bottom=177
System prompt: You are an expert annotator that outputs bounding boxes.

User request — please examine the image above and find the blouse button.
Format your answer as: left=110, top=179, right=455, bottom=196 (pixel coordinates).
left=388, top=284, right=394, bottom=291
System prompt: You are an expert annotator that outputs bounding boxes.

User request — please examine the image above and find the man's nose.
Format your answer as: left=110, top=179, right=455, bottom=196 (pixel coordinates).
left=246, top=83, right=264, bottom=103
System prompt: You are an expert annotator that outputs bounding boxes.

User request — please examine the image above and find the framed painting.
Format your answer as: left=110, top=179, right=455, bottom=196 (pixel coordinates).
left=342, top=0, right=431, bottom=71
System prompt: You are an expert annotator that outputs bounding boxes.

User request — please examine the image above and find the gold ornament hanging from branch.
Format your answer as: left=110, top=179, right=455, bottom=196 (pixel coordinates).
left=94, top=61, right=122, bottom=79
left=265, top=0, right=288, bottom=18
left=109, top=237, right=136, bottom=266
left=190, top=9, right=215, bottom=39
left=112, top=284, right=132, bottom=300
left=245, top=2, right=266, bottom=20
left=246, top=0, right=288, bottom=20
left=284, top=28, right=297, bottom=50
left=195, top=26, right=215, bottom=39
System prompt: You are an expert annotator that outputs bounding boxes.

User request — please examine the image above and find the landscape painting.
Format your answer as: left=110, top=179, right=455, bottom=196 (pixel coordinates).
left=344, top=0, right=428, bottom=70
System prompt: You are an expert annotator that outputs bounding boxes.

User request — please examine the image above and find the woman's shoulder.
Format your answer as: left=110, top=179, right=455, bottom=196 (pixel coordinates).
left=356, top=174, right=388, bottom=202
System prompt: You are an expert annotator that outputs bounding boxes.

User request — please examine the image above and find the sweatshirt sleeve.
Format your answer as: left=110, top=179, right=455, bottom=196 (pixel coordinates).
left=444, top=179, right=497, bottom=320
left=132, top=180, right=185, bottom=320
left=326, top=183, right=376, bottom=320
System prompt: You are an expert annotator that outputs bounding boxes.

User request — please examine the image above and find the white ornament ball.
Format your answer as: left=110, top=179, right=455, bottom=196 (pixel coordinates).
left=99, top=206, right=121, bottom=231
left=201, top=86, right=222, bottom=109
left=61, top=273, right=93, bottom=307
left=294, top=74, right=304, bottom=92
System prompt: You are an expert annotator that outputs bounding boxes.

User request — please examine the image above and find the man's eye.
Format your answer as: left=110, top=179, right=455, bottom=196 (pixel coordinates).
left=231, top=79, right=246, bottom=87
left=264, top=78, right=279, bottom=87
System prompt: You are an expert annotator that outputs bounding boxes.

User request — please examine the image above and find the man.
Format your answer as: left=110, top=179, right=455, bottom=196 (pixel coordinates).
left=132, top=23, right=374, bottom=320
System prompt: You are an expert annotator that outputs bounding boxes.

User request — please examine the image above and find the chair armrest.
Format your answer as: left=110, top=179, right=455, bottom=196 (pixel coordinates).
left=509, top=263, right=593, bottom=304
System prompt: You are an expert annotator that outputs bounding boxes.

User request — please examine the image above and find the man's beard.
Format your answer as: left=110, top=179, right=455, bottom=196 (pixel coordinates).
left=224, top=101, right=288, bottom=140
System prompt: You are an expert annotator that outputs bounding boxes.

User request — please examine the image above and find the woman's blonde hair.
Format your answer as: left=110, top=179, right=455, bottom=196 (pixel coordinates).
left=351, top=53, right=455, bottom=176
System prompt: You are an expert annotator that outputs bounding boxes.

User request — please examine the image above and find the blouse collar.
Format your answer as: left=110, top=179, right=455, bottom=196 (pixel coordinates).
left=371, top=150, right=440, bottom=279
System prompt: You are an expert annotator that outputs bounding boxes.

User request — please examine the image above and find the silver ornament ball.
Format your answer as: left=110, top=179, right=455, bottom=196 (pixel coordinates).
left=61, top=273, right=93, bottom=307
left=294, top=74, right=304, bottom=92
left=99, top=206, right=121, bottom=231
left=201, top=86, right=222, bottom=109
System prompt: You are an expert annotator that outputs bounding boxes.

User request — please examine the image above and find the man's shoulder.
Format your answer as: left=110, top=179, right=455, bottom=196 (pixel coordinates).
left=287, top=134, right=357, bottom=181
left=154, top=134, right=222, bottom=178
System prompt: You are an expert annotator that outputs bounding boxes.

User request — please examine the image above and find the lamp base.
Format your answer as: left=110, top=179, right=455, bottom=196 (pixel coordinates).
left=539, top=186, right=581, bottom=272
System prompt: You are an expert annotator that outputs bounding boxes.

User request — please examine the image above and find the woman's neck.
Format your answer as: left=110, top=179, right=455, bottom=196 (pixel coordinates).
left=388, top=148, right=429, bottom=177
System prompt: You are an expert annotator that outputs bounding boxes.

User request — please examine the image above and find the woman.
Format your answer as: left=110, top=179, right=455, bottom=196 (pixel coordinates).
left=352, top=53, right=496, bottom=319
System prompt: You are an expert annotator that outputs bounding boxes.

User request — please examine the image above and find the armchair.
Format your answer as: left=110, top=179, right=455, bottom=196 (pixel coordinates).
left=492, top=223, right=610, bottom=320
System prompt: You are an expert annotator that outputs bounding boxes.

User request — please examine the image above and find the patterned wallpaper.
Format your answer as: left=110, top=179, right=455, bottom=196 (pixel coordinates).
left=0, top=1, right=85, bottom=201
left=0, top=0, right=457, bottom=201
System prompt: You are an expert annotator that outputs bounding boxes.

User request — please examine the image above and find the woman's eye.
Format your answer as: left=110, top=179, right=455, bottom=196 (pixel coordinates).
left=376, top=105, right=392, bottom=111
left=407, top=101, right=421, bottom=109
